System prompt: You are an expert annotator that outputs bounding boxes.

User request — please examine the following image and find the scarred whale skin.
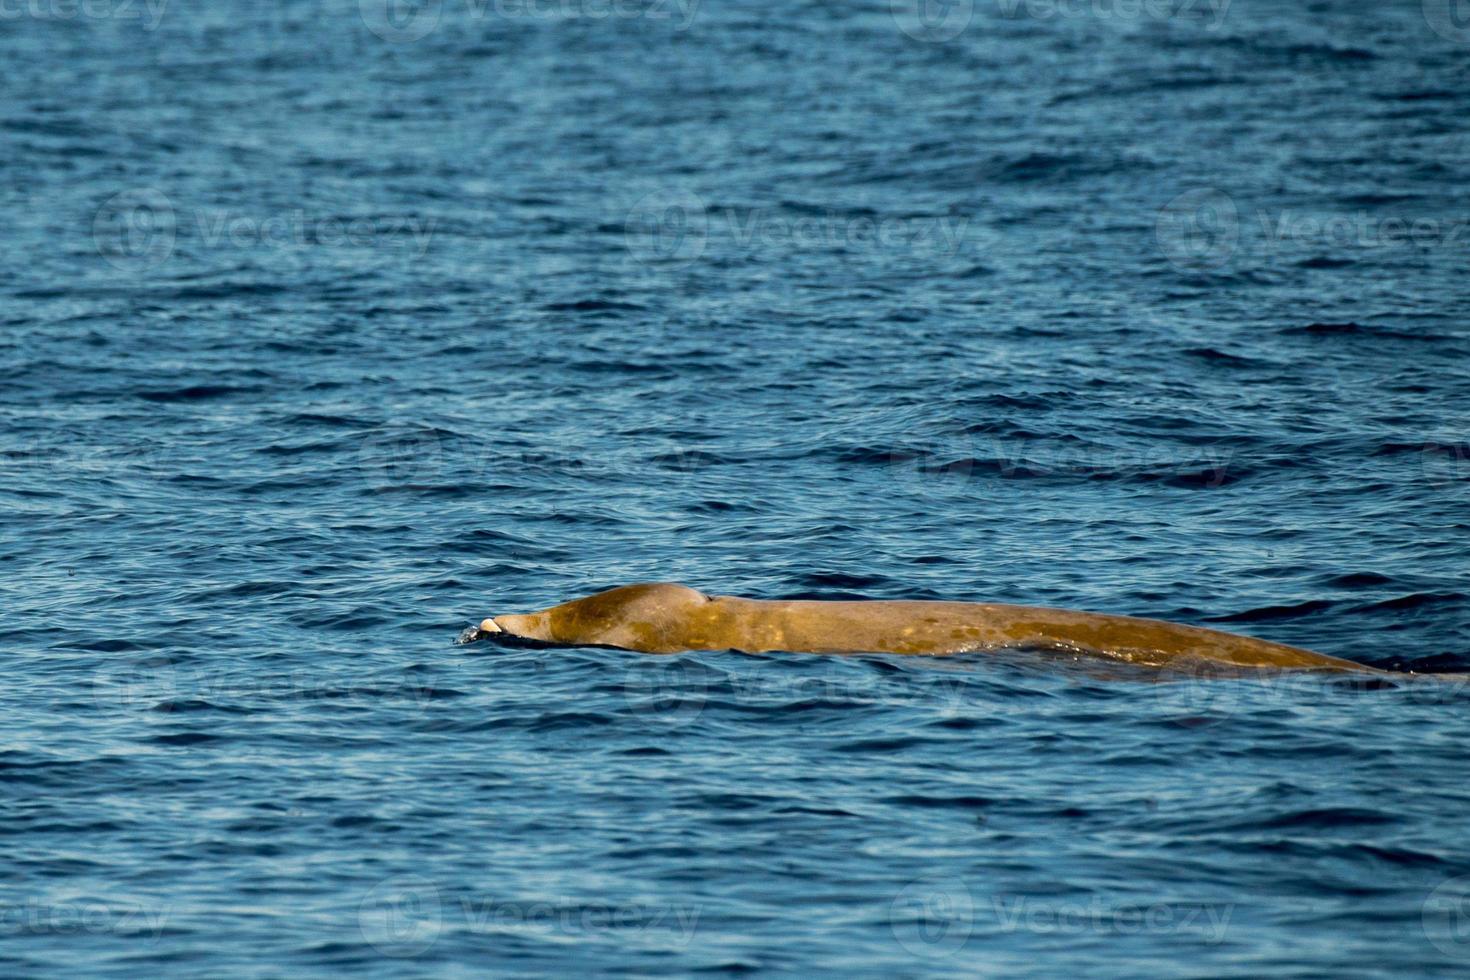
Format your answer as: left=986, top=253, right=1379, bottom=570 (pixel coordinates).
left=478, top=583, right=1381, bottom=673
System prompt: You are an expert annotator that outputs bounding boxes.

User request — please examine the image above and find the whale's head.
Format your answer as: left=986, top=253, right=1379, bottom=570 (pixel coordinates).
left=478, top=583, right=709, bottom=652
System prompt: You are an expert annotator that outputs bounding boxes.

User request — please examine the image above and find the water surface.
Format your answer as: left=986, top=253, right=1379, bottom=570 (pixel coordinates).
left=4, top=0, right=1470, bottom=974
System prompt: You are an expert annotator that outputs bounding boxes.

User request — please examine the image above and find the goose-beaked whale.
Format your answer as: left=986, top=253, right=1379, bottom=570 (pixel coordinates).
left=472, top=583, right=1383, bottom=674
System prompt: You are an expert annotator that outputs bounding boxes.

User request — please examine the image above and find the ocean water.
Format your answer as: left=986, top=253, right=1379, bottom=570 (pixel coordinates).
left=4, top=0, right=1470, bottom=975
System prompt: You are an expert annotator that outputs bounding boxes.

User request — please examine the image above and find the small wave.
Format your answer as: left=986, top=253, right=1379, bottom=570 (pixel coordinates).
left=834, top=736, right=939, bottom=753
left=1204, top=599, right=1336, bottom=623
left=1258, top=807, right=1400, bottom=830
left=1184, top=347, right=1260, bottom=366
left=137, top=385, right=260, bottom=402
left=1351, top=592, right=1467, bottom=614
left=148, top=731, right=223, bottom=746
left=1289, top=321, right=1364, bottom=335
left=881, top=794, right=994, bottom=810
left=1323, top=572, right=1396, bottom=588
left=542, top=299, right=648, bottom=313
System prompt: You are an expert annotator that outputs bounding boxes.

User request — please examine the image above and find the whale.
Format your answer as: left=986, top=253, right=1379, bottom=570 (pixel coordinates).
left=467, top=583, right=1384, bottom=674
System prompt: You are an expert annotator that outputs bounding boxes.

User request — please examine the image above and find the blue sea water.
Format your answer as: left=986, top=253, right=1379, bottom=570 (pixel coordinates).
left=4, top=0, right=1470, bottom=975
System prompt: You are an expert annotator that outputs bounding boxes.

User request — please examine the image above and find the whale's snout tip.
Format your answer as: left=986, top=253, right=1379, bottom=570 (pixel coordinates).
left=456, top=618, right=503, bottom=645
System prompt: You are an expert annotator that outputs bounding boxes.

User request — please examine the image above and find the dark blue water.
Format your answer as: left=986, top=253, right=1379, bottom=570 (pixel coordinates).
left=5, top=0, right=1470, bottom=974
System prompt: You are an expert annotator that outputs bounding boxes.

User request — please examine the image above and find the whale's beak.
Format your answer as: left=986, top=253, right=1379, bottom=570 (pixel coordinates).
left=456, top=618, right=504, bottom=645
left=458, top=613, right=561, bottom=650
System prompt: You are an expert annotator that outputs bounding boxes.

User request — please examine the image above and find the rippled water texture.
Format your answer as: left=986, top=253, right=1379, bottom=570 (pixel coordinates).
left=4, top=0, right=1470, bottom=975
